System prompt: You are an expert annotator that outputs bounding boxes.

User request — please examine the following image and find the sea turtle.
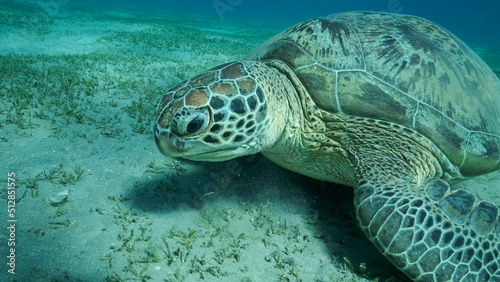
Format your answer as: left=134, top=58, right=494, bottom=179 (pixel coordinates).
left=154, top=12, right=500, bottom=281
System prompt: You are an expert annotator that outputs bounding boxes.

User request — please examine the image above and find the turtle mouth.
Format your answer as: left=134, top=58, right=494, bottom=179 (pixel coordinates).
left=155, top=125, right=246, bottom=162
left=183, top=147, right=248, bottom=162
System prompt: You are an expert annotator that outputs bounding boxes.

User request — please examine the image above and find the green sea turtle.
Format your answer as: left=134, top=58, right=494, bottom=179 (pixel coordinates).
left=154, top=12, right=500, bottom=281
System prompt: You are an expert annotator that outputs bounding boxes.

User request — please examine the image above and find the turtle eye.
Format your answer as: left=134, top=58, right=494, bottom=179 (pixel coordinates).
left=187, top=114, right=206, bottom=133
left=171, top=107, right=210, bottom=137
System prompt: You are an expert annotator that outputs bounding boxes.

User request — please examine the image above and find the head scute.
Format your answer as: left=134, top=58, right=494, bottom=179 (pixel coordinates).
left=154, top=61, right=281, bottom=160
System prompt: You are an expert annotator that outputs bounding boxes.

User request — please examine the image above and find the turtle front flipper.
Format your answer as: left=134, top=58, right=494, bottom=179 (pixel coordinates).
left=354, top=178, right=500, bottom=281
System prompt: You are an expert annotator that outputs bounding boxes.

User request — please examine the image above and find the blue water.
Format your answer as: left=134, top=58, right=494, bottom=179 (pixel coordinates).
left=78, top=0, right=500, bottom=48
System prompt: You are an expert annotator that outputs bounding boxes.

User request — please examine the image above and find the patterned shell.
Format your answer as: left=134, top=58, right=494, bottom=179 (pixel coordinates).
left=247, top=12, right=500, bottom=177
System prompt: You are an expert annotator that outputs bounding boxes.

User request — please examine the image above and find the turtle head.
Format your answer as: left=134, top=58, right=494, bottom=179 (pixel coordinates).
left=154, top=61, right=290, bottom=161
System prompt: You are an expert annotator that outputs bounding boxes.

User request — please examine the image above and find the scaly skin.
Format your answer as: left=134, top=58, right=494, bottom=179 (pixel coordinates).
left=155, top=12, right=500, bottom=281
left=337, top=116, right=500, bottom=281
left=155, top=60, right=500, bottom=281
left=261, top=63, right=500, bottom=280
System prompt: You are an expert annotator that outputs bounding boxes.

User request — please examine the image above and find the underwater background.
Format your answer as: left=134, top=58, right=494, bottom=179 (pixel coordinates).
left=83, top=0, right=500, bottom=48
left=1, top=0, right=500, bottom=281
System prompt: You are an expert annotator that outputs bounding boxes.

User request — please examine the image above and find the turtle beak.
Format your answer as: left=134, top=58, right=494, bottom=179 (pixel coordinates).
left=154, top=124, right=169, bottom=156
left=154, top=124, right=188, bottom=157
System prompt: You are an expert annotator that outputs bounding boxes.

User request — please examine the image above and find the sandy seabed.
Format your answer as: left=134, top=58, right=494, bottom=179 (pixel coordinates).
left=1, top=1, right=500, bottom=281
